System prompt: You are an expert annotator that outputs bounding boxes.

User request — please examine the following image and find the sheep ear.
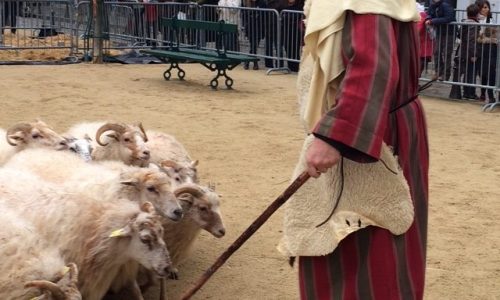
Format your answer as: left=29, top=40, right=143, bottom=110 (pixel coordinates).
left=109, top=225, right=132, bottom=238
left=121, top=178, right=139, bottom=187
left=67, top=263, right=79, bottom=284
left=106, top=132, right=119, bottom=141
left=190, top=160, right=199, bottom=168
left=7, top=131, right=26, bottom=144
left=84, top=133, right=92, bottom=141
left=178, top=193, right=194, bottom=206
left=159, top=160, right=180, bottom=170
left=140, top=201, right=155, bottom=213
left=163, top=167, right=178, bottom=179
left=62, top=136, right=76, bottom=142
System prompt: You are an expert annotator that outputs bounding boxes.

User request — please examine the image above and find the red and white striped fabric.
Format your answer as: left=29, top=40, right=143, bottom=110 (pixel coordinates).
left=300, top=11, right=429, bottom=300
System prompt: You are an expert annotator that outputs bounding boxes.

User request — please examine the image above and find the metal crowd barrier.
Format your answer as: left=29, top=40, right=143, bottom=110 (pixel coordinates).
left=0, top=0, right=76, bottom=61
left=1, top=1, right=499, bottom=111
left=419, top=20, right=500, bottom=111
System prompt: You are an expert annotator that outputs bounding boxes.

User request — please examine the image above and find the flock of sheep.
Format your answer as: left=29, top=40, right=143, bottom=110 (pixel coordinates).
left=0, top=119, right=226, bottom=300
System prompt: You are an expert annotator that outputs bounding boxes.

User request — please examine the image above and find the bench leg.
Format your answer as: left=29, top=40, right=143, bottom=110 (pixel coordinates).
left=210, top=68, right=233, bottom=90
left=163, top=62, right=186, bottom=81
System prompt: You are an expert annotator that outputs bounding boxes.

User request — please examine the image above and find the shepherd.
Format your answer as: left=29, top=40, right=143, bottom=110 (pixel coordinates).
left=277, top=0, right=430, bottom=299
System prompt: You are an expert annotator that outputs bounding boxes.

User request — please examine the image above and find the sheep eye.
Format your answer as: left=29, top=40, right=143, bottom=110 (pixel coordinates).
left=175, top=177, right=181, bottom=182
left=140, top=236, right=152, bottom=246
left=69, top=147, right=78, bottom=153
left=199, top=206, right=208, bottom=212
left=32, top=134, right=41, bottom=139
left=124, top=138, right=131, bottom=142
left=147, top=186, right=158, bottom=193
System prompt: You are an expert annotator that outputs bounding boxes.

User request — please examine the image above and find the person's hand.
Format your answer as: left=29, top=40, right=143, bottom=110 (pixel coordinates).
left=425, top=20, right=432, bottom=26
left=305, top=137, right=341, bottom=178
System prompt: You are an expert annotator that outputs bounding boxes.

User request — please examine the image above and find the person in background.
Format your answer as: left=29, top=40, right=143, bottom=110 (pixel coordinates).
left=459, top=4, right=481, bottom=100
left=263, top=0, right=288, bottom=68
left=417, top=2, right=435, bottom=77
left=198, top=0, right=220, bottom=46
left=143, top=0, right=159, bottom=47
left=281, top=0, right=304, bottom=72
left=242, top=0, right=266, bottom=69
left=279, top=0, right=429, bottom=298
left=1, top=0, right=18, bottom=34
left=426, top=0, right=456, bottom=81
left=476, top=0, right=498, bottom=103
left=218, top=0, right=241, bottom=51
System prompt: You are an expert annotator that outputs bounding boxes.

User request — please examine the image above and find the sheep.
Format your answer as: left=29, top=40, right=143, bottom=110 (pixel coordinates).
left=3, top=148, right=184, bottom=222
left=0, top=202, right=81, bottom=300
left=166, top=183, right=226, bottom=265
left=156, top=159, right=198, bottom=188
left=25, top=263, right=81, bottom=300
left=137, top=182, right=226, bottom=297
left=146, top=131, right=199, bottom=184
left=64, top=134, right=93, bottom=162
left=66, top=121, right=151, bottom=167
left=0, top=169, right=172, bottom=300
left=0, top=119, right=68, bottom=165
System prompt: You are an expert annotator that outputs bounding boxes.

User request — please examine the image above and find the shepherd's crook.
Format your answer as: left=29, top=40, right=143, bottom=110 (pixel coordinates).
left=180, top=171, right=310, bottom=300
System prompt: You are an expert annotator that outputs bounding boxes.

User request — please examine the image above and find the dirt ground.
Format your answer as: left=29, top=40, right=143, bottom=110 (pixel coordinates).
left=0, top=63, right=499, bottom=300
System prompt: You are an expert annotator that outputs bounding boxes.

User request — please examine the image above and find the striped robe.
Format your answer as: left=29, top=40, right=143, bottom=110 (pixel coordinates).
left=299, top=12, right=429, bottom=300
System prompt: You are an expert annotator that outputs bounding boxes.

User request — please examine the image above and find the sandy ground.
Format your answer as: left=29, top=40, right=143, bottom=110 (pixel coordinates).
left=0, top=63, right=499, bottom=300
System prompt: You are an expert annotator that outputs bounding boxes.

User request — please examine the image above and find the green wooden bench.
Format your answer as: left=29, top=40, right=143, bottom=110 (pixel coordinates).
left=141, top=17, right=259, bottom=89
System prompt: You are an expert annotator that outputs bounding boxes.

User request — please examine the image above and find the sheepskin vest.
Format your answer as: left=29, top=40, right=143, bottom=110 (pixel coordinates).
left=278, top=135, right=413, bottom=257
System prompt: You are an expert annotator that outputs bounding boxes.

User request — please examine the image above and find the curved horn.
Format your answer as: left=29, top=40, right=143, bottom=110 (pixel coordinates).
left=190, top=160, right=199, bottom=168
left=174, top=184, right=205, bottom=198
left=67, top=263, right=79, bottom=284
left=25, top=280, right=65, bottom=300
left=5, top=122, right=32, bottom=146
left=95, top=123, right=126, bottom=146
left=138, top=122, right=148, bottom=142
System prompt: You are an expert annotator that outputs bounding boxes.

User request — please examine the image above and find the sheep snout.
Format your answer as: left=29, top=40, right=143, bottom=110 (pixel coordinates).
left=216, top=228, right=226, bottom=237
left=141, top=150, right=151, bottom=160
left=168, top=207, right=184, bottom=221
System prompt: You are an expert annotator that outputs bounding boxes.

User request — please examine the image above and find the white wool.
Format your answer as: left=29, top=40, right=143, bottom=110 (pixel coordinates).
left=0, top=203, right=68, bottom=300
left=278, top=135, right=413, bottom=257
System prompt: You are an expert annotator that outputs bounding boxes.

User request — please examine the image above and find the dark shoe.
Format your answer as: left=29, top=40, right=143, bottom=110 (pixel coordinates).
left=464, top=94, right=479, bottom=100
left=243, top=62, right=249, bottom=70
left=264, top=59, right=274, bottom=68
left=253, top=62, right=259, bottom=70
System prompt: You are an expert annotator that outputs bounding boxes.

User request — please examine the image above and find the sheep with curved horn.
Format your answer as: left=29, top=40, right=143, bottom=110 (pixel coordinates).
left=66, top=121, right=151, bottom=167
left=0, top=120, right=68, bottom=166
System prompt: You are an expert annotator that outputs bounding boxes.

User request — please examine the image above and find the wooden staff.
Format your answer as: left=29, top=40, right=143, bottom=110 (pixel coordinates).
left=180, top=171, right=311, bottom=300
